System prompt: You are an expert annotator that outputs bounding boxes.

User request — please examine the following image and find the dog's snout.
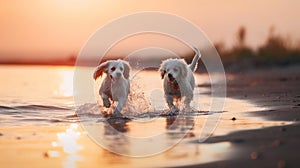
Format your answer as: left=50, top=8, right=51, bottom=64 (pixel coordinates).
left=116, top=72, right=122, bottom=77
left=168, top=73, right=173, bottom=78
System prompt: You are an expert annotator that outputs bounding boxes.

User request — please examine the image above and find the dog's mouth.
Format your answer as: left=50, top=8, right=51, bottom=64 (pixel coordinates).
left=168, top=79, right=179, bottom=90
left=110, top=75, right=114, bottom=80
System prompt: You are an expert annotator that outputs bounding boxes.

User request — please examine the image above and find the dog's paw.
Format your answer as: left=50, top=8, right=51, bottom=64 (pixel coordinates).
left=170, top=106, right=179, bottom=113
left=160, top=111, right=177, bottom=116
left=101, top=111, right=111, bottom=118
left=168, top=111, right=179, bottom=116
left=103, top=99, right=111, bottom=108
left=160, top=106, right=179, bottom=116
left=112, top=109, right=123, bottom=117
left=182, top=106, right=193, bottom=113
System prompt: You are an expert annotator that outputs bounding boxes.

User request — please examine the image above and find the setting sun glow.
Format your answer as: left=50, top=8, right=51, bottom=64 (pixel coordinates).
left=57, top=67, right=74, bottom=97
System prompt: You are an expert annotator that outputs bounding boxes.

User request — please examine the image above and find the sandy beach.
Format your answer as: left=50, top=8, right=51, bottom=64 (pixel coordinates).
left=187, top=65, right=300, bottom=168
left=0, top=65, right=299, bottom=168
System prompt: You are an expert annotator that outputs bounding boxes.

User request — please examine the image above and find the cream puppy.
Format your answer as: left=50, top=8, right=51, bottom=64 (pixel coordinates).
left=159, top=48, right=201, bottom=114
left=94, top=60, right=130, bottom=116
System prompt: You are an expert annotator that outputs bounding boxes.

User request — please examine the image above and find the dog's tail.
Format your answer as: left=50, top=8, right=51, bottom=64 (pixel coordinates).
left=189, top=47, right=201, bottom=72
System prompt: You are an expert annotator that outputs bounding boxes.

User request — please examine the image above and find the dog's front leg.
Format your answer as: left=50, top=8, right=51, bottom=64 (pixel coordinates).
left=165, top=94, right=179, bottom=114
left=113, top=97, right=126, bottom=116
left=182, top=96, right=192, bottom=112
left=183, top=90, right=194, bottom=112
left=100, top=80, right=112, bottom=108
left=101, top=93, right=111, bottom=108
left=180, top=84, right=193, bottom=112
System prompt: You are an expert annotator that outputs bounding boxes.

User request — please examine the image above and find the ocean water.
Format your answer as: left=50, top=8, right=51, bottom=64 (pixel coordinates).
left=0, top=65, right=77, bottom=125
left=1, top=65, right=289, bottom=166
left=0, top=65, right=282, bottom=138
left=0, top=65, right=213, bottom=126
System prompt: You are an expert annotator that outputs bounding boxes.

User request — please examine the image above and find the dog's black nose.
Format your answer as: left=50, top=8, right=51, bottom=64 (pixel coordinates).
left=168, top=73, right=173, bottom=78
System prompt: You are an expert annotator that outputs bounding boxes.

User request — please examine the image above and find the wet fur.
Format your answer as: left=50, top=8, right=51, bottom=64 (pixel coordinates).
left=93, top=60, right=130, bottom=116
left=159, top=48, right=201, bottom=114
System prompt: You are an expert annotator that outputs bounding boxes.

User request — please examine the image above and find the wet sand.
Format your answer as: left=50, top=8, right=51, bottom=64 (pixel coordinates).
left=0, top=65, right=299, bottom=168
left=186, top=65, right=300, bottom=168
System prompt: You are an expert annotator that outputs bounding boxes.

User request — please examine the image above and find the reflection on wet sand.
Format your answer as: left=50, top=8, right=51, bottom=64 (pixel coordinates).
left=66, top=95, right=291, bottom=167
left=103, top=119, right=130, bottom=155
left=164, top=116, right=201, bottom=163
left=166, top=116, right=195, bottom=139
left=86, top=114, right=231, bottom=167
left=50, top=124, right=83, bottom=168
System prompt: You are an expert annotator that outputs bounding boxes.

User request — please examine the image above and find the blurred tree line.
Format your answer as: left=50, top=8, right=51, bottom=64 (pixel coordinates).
left=214, top=26, right=300, bottom=71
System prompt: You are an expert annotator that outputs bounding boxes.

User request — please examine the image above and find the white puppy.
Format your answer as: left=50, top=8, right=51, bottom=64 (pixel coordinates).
left=93, top=60, right=130, bottom=116
left=159, top=48, right=201, bottom=114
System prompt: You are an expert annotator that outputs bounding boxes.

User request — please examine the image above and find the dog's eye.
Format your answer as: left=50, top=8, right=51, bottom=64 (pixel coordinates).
left=174, top=68, right=178, bottom=72
left=111, top=67, right=116, bottom=71
left=120, top=67, right=123, bottom=71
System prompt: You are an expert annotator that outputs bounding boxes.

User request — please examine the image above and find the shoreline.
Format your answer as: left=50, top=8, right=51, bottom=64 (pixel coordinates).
left=0, top=65, right=299, bottom=168
left=182, top=65, right=300, bottom=168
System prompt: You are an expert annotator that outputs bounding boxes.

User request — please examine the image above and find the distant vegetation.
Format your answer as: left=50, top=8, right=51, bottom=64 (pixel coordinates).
left=2, top=26, right=299, bottom=70
left=214, top=26, right=300, bottom=71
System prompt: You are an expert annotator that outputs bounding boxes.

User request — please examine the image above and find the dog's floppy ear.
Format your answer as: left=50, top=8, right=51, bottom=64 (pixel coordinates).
left=93, top=61, right=110, bottom=80
left=160, top=69, right=166, bottom=79
left=122, top=61, right=130, bottom=79
left=159, top=63, right=166, bottom=79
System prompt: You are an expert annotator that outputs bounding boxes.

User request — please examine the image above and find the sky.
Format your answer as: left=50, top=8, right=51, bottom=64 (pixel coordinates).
left=0, top=0, right=299, bottom=63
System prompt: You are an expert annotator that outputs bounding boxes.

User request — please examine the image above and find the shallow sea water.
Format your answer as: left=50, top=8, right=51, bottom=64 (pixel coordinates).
left=0, top=65, right=290, bottom=167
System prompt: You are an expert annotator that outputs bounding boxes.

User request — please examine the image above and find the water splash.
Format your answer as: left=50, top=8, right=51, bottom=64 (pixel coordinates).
left=124, top=77, right=152, bottom=115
